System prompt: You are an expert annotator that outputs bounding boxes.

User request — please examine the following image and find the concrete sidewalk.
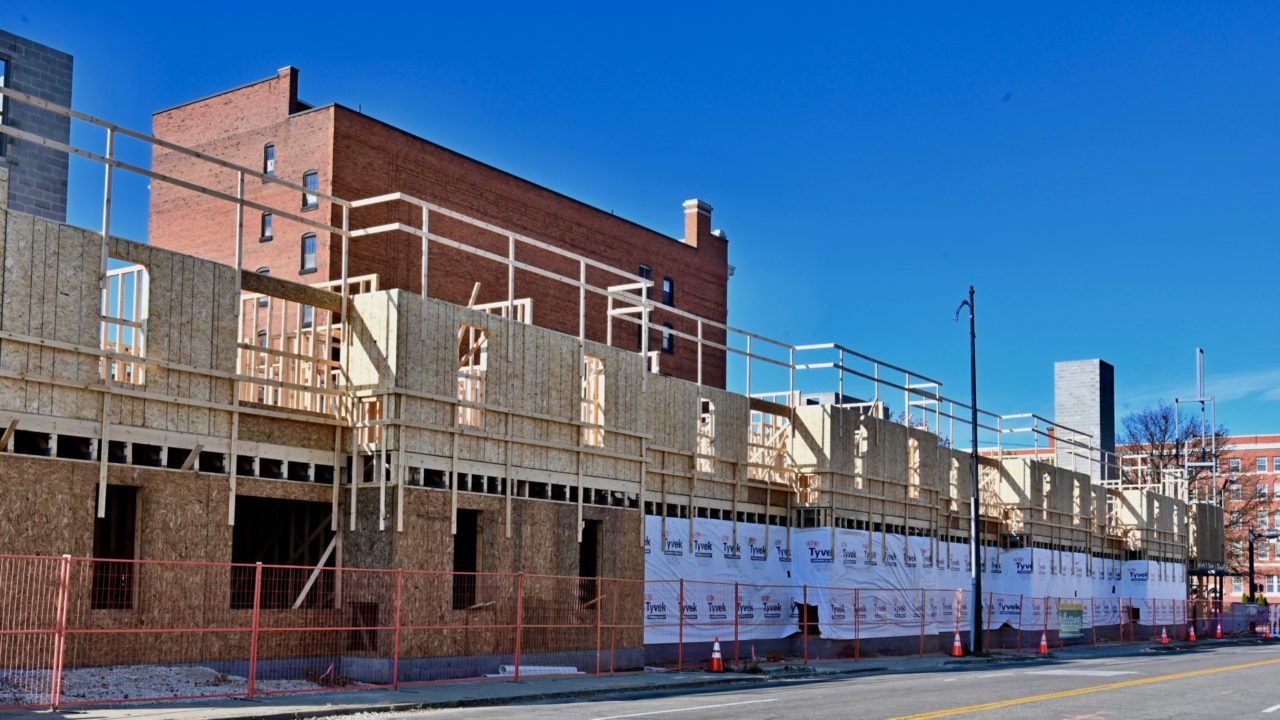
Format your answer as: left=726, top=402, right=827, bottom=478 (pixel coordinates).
left=6, top=637, right=1265, bottom=720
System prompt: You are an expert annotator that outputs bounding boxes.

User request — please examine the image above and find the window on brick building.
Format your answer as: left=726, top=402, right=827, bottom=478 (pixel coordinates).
left=662, top=277, right=674, bottom=306
left=661, top=322, right=674, bottom=354
left=0, top=58, right=8, bottom=157
left=1232, top=483, right=1242, bottom=501
left=260, top=213, right=273, bottom=242
left=1260, top=457, right=1270, bottom=473
left=263, top=144, right=275, bottom=176
left=1259, top=509, right=1269, bottom=528
left=1230, top=458, right=1242, bottom=473
left=302, top=171, right=318, bottom=209
left=638, top=265, right=652, bottom=300
left=1270, top=575, right=1280, bottom=594
left=1233, top=576, right=1244, bottom=595
left=256, top=267, right=270, bottom=307
left=301, top=305, right=314, bottom=329
left=300, top=233, right=317, bottom=273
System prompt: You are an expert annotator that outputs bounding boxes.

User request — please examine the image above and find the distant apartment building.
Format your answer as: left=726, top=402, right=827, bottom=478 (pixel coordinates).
left=147, top=67, right=729, bottom=387
left=0, top=29, right=73, bottom=222
left=1216, top=434, right=1280, bottom=597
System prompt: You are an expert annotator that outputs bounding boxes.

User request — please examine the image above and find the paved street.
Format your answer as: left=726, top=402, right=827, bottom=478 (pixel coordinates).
left=346, top=645, right=1280, bottom=720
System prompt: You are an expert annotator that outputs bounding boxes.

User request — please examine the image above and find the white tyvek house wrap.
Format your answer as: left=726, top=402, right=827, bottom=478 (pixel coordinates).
left=643, top=517, right=1188, bottom=643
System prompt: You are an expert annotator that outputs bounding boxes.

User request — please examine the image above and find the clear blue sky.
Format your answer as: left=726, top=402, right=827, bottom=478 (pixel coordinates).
left=6, top=2, right=1278, bottom=440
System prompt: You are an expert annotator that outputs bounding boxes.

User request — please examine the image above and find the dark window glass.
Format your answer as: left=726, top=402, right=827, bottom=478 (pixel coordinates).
left=662, top=277, right=674, bottom=306
left=301, top=233, right=317, bottom=272
left=661, top=322, right=674, bottom=354
left=260, top=213, right=273, bottom=241
left=263, top=144, right=275, bottom=176
left=256, top=267, right=270, bottom=307
left=0, top=58, right=8, bottom=157
left=302, top=171, right=318, bottom=209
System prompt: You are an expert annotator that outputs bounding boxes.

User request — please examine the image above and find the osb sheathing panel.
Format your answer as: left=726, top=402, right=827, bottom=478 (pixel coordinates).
left=373, top=488, right=643, bottom=657
left=0, top=209, right=102, bottom=422
left=238, top=412, right=334, bottom=451
left=0, top=452, right=340, bottom=562
left=377, top=295, right=644, bottom=483
left=0, top=454, right=97, bottom=556
left=117, top=239, right=237, bottom=438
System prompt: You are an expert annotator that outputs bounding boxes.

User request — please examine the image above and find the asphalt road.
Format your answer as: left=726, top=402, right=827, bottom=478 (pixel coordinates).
left=345, top=644, right=1280, bottom=720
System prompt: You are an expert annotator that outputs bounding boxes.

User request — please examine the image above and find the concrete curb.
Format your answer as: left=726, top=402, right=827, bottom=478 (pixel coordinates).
left=200, top=676, right=770, bottom=720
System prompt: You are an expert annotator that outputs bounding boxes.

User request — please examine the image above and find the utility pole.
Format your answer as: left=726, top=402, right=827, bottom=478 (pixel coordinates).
left=956, top=286, right=981, bottom=653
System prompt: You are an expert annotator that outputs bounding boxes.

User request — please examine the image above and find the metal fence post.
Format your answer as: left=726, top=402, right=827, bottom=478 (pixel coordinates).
left=514, top=573, right=524, bottom=682
left=919, top=589, right=926, bottom=657
left=854, top=589, right=860, bottom=661
left=733, top=582, right=740, bottom=667
left=802, top=585, right=809, bottom=666
left=595, top=580, right=603, bottom=675
left=392, top=569, right=403, bottom=690
left=610, top=580, right=619, bottom=675
left=49, top=555, right=72, bottom=710
left=985, top=592, right=993, bottom=651
left=247, top=562, right=263, bottom=700
left=1016, top=594, right=1024, bottom=652
left=1091, top=598, right=1098, bottom=647
left=678, top=579, right=685, bottom=671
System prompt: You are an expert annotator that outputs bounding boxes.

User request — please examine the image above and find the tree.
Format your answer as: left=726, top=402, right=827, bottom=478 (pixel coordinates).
left=1117, top=400, right=1262, bottom=578
left=1118, top=400, right=1232, bottom=501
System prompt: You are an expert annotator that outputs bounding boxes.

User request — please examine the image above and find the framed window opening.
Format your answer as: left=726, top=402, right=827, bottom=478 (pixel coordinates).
left=91, top=485, right=139, bottom=609
left=581, top=355, right=605, bottom=447
left=260, top=212, right=273, bottom=242
left=456, top=325, right=488, bottom=428
left=696, top=398, right=715, bottom=474
left=263, top=143, right=275, bottom=176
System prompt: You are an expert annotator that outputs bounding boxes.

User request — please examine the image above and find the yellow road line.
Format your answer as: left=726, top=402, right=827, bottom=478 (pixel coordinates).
left=890, top=657, right=1280, bottom=720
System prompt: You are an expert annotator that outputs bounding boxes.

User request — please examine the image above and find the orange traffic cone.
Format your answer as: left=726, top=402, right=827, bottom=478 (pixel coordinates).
left=708, top=637, right=723, bottom=672
left=1038, top=631, right=1049, bottom=655
left=1265, top=625, right=1272, bottom=640
left=1188, top=624, right=1197, bottom=642
left=1160, top=627, right=1168, bottom=645
left=1215, top=621, right=1222, bottom=639
left=950, top=630, right=964, bottom=657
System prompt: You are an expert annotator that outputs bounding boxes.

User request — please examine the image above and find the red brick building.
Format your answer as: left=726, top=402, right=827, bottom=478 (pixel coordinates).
left=148, top=67, right=729, bottom=387
left=1218, top=435, right=1280, bottom=598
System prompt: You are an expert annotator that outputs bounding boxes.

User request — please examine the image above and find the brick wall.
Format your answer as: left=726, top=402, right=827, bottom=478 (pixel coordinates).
left=149, top=67, right=336, bottom=286
left=331, top=108, right=728, bottom=387
left=149, top=68, right=729, bottom=387
left=0, top=30, right=73, bottom=222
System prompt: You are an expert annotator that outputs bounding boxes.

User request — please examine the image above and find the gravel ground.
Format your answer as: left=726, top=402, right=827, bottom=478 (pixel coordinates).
left=1, top=665, right=318, bottom=707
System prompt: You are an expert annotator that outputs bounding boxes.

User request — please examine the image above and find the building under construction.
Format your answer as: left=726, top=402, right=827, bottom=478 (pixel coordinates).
left=0, top=65, right=1225, bottom=704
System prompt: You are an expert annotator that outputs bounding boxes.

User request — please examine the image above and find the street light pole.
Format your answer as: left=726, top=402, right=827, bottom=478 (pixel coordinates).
left=956, top=286, right=981, bottom=653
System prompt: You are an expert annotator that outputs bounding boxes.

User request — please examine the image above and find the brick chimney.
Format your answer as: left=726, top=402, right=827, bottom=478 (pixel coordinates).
left=683, top=199, right=712, bottom=247
left=279, top=66, right=302, bottom=113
